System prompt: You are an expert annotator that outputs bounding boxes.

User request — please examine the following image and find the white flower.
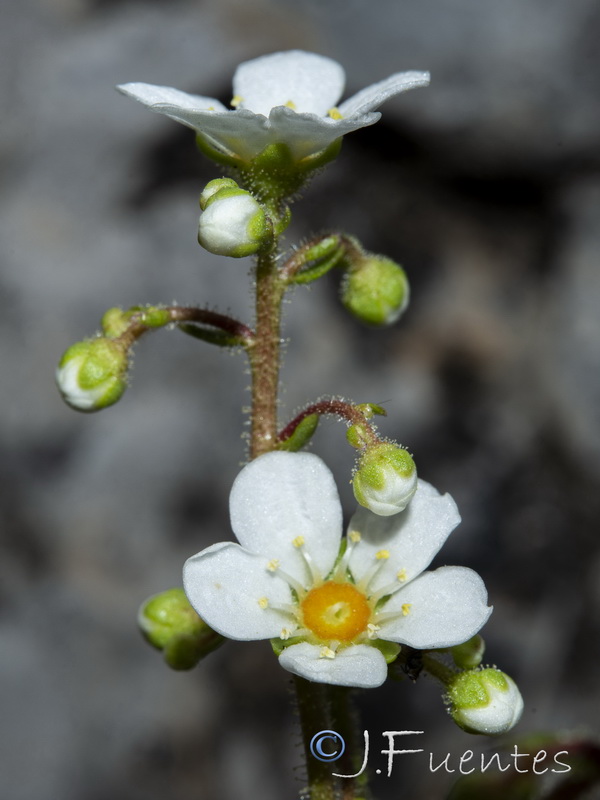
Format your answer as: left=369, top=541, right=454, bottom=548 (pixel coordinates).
left=183, top=451, right=492, bottom=688
left=117, top=50, right=430, bottom=163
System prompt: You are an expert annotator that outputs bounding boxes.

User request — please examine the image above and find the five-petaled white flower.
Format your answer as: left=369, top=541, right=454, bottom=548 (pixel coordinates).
left=117, top=50, right=430, bottom=164
left=183, top=451, right=492, bottom=688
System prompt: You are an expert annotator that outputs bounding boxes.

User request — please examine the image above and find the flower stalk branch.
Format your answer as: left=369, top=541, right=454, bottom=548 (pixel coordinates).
left=114, top=305, right=255, bottom=348
left=278, top=399, right=383, bottom=449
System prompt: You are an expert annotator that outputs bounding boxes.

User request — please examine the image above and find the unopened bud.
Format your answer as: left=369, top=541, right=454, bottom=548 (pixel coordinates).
left=341, top=254, right=409, bottom=326
left=353, top=443, right=417, bottom=516
left=198, top=179, right=270, bottom=257
left=138, top=588, right=224, bottom=671
left=56, top=338, right=128, bottom=412
left=449, top=668, right=524, bottom=735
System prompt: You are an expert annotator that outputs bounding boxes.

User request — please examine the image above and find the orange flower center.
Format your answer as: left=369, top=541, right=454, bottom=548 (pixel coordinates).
left=300, top=581, right=371, bottom=642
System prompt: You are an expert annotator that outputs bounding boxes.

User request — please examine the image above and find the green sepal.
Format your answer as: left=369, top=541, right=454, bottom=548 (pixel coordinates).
left=270, top=636, right=306, bottom=656
left=237, top=139, right=343, bottom=204
left=290, top=249, right=345, bottom=285
left=278, top=413, right=319, bottom=451
left=178, top=323, right=247, bottom=348
left=451, top=635, right=486, bottom=670
left=346, top=423, right=371, bottom=450
left=371, top=639, right=401, bottom=664
left=302, top=235, right=343, bottom=264
left=195, top=134, right=242, bottom=168
left=355, top=402, right=387, bottom=419
left=101, top=307, right=134, bottom=338
left=163, top=631, right=224, bottom=671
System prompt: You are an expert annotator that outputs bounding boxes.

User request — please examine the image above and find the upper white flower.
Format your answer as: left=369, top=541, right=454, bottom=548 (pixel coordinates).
left=183, top=451, right=492, bottom=688
left=117, top=50, right=430, bottom=163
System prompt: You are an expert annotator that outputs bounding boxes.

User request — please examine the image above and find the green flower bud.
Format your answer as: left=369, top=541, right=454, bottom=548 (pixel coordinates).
left=451, top=635, right=486, bottom=669
left=341, top=254, right=409, bottom=326
left=449, top=668, right=524, bottom=735
left=56, top=337, right=128, bottom=412
left=138, top=588, right=224, bottom=671
left=353, top=443, right=417, bottom=516
left=198, top=180, right=271, bottom=258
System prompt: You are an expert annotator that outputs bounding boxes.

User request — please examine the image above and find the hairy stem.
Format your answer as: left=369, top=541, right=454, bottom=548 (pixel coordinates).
left=294, top=677, right=369, bottom=800
left=248, top=250, right=286, bottom=458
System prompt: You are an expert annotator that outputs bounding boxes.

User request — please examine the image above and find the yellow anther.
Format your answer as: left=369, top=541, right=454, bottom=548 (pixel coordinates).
left=349, top=530, right=361, bottom=543
left=367, top=623, right=381, bottom=640
left=285, top=99, right=297, bottom=110
left=280, top=628, right=292, bottom=640
left=328, top=107, right=343, bottom=120
left=375, top=549, right=390, bottom=561
left=207, top=106, right=215, bottom=111
left=401, top=603, right=412, bottom=616
left=257, top=597, right=269, bottom=609
left=397, top=568, right=408, bottom=582
left=230, top=95, right=243, bottom=108
left=292, top=535, right=305, bottom=548
left=266, top=558, right=280, bottom=572
left=319, top=646, right=336, bottom=660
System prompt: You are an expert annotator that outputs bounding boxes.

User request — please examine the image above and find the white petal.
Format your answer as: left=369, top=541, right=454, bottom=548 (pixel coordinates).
left=229, top=452, right=343, bottom=585
left=378, top=566, right=492, bottom=649
left=278, top=642, right=388, bottom=687
left=117, top=82, right=227, bottom=113
left=267, top=106, right=380, bottom=160
left=198, top=193, right=263, bottom=256
left=233, top=50, right=345, bottom=116
left=183, top=542, right=293, bottom=640
left=148, top=106, right=271, bottom=161
left=338, top=71, right=430, bottom=118
left=348, top=479, right=460, bottom=591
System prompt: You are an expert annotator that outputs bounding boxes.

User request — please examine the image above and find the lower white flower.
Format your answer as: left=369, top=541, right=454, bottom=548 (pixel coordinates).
left=183, top=451, right=492, bottom=688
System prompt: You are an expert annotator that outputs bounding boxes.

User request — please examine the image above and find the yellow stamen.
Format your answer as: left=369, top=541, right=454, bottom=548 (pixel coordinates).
left=230, top=95, right=243, bottom=108
left=401, top=603, right=412, bottom=616
left=319, top=646, right=336, bottom=659
left=349, top=530, right=361, bottom=543
left=328, top=107, right=343, bottom=120
left=375, top=549, right=390, bottom=560
left=397, top=568, right=408, bottom=582
left=285, top=99, right=297, bottom=110
left=257, top=597, right=269, bottom=609
left=280, top=628, right=292, bottom=640
left=266, top=558, right=280, bottom=572
left=292, top=536, right=305, bottom=548
left=367, top=623, right=381, bottom=639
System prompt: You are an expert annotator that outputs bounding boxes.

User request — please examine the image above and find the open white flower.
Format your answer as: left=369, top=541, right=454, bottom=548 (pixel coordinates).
left=117, top=50, right=430, bottom=163
left=183, top=451, right=491, bottom=688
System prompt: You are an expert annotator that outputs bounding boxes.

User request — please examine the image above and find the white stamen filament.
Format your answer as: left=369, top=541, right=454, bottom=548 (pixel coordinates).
left=332, top=534, right=361, bottom=580
left=267, top=561, right=307, bottom=598
left=356, top=556, right=388, bottom=594
left=294, top=541, right=322, bottom=586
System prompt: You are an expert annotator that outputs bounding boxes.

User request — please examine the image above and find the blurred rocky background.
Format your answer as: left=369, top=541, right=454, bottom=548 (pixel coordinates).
left=2, top=0, right=600, bottom=798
